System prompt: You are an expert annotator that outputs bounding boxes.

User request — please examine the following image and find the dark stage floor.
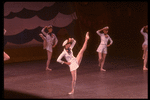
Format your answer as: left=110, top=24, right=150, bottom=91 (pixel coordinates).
left=3, top=56, right=148, bottom=99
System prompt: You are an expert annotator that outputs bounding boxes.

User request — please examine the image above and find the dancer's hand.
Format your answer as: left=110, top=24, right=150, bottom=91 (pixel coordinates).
left=107, top=44, right=111, bottom=47
left=68, top=38, right=74, bottom=42
left=64, top=62, right=71, bottom=65
left=52, top=45, right=56, bottom=48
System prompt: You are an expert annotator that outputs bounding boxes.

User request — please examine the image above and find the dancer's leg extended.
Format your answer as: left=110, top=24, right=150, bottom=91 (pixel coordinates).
left=76, top=32, right=89, bottom=65
left=39, top=33, right=47, bottom=49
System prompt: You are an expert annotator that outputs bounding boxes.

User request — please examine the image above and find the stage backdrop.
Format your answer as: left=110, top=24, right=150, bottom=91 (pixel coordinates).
left=4, top=2, right=77, bottom=63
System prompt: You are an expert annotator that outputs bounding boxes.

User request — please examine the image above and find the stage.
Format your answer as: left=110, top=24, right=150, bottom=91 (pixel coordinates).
left=3, top=55, right=148, bottom=99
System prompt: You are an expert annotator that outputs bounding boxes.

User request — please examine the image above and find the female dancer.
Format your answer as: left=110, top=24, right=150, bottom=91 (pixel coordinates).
left=4, top=29, right=10, bottom=61
left=39, top=25, right=58, bottom=71
left=140, top=25, right=148, bottom=70
left=96, top=26, right=113, bottom=71
left=57, top=32, right=89, bottom=95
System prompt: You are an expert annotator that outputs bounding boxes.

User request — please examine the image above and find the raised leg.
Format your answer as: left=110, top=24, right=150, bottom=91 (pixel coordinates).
left=76, top=32, right=89, bottom=65
left=39, top=33, right=47, bottom=49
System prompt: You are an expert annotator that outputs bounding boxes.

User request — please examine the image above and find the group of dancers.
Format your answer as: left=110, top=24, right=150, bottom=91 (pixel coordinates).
left=4, top=25, right=148, bottom=94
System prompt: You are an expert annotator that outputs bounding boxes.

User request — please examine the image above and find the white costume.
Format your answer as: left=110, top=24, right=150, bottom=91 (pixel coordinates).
left=41, top=28, right=58, bottom=52
left=140, top=27, right=148, bottom=50
left=57, top=39, right=79, bottom=72
left=96, top=30, right=113, bottom=54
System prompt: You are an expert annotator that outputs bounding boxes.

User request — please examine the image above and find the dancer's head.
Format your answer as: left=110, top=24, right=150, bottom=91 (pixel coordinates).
left=145, top=25, right=148, bottom=33
left=103, top=26, right=109, bottom=34
left=47, top=25, right=53, bottom=33
left=62, top=38, right=72, bottom=49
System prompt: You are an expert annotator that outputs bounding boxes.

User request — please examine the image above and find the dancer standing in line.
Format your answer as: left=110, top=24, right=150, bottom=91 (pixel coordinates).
left=96, top=26, right=113, bottom=71
left=4, top=29, right=10, bottom=61
left=39, top=25, right=58, bottom=71
left=140, top=25, right=148, bottom=70
left=57, top=32, right=89, bottom=95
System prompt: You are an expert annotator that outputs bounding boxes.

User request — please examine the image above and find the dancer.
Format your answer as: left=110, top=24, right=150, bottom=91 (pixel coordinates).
left=57, top=32, right=89, bottom=95
left=39, top=25, right=58, bottom=71
left=96, top=26, right=113, bottom=71
left=4, top=29, right=10, bottom=61
left=140, top=25, right=148, bottom=70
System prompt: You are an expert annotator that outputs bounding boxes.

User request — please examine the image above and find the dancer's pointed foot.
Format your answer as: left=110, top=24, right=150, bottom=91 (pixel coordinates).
left=46, top=67, right=52, bottom=71
left=100, top=68, right=106, bottom=71
left=68, top=90, right=74, bottom=95
left=85, top=32, right=89, bottom=40
left=143, top=67, right=148, bottom=70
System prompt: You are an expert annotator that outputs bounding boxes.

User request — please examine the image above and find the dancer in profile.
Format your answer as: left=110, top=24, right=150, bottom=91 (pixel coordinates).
left=57, top=32, right=89, bottom=95
left=140, top=25, right=148, bottom=70
left=4, top=29, right=10, bottom=61
left=96, top=26, right=113, bottom=71
left=39, top=25, right=58, bottom=71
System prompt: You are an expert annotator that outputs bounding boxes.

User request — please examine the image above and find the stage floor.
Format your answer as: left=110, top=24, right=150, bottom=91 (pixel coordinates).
left=3, top=56, right=148, bottom=99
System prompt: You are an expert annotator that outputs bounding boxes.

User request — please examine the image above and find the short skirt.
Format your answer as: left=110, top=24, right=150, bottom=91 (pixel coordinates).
left=142, top=41, right=148, bottom=51
left=69, top=58, right=79, bottom=72
left=96, top=44, right=107, bottom=54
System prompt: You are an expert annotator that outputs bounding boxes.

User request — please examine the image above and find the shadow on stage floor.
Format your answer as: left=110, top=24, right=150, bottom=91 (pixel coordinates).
left=3, top=55, right=148, bottom=99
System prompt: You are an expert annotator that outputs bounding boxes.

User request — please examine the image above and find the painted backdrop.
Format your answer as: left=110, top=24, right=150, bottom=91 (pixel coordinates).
left=4, top=2, right=77, bottom=48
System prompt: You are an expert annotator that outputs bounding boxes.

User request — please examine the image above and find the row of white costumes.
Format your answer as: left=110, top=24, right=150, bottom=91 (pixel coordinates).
left=41, top=28, right=58, bottom=52
left=57, top=39, right=79, bottom=72
left=140, top=27, right=148, bottom=51
left=96, top=30, right=113, bottom=54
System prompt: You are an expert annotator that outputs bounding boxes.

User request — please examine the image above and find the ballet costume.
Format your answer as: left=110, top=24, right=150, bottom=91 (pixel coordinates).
left=140, top=27, right=148, bottom=51
left=57, top=39, right=79, bottom=72
left=41, top=27, right=58, bottom=52
left=96, top=30, right=113, bottom=54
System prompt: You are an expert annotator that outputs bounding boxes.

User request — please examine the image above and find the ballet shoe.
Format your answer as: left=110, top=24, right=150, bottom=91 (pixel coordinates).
left=86, top=32, right=89, bottom=40
left=68, top=91, right=74, bottom=95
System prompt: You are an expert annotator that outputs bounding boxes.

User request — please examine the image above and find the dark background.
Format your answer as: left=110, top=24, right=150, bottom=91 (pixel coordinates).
left=73, top=2, right=148, bottom=59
